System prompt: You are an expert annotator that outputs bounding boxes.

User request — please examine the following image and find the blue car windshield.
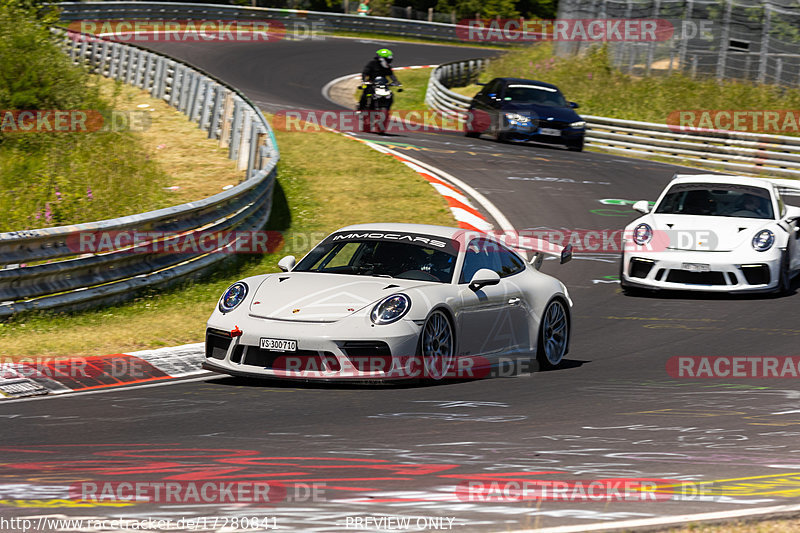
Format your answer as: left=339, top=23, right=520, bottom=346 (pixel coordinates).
left=654, top=184, right=774, bottom=219
left=294, top=240, right=456, bottom=282
left=504, top=84, right=567, bottom=107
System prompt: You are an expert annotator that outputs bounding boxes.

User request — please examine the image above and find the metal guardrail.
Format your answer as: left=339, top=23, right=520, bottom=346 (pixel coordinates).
left=425, top=59, right=800, bottom=179
left=53, top=2, right=479, bottom=44
left=0, top=27, right=278, bottom=318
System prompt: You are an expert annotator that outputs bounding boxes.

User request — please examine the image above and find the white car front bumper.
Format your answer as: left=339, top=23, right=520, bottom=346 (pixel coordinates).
left=621, top=248, right=783, bottom=293
left=203, top=311, right=424, bottom=381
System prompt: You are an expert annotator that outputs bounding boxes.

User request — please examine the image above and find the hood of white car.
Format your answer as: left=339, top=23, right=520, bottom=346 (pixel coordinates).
left=248, top=273, right=424, bottom=322
left=636, top=214, right=772, bottom=252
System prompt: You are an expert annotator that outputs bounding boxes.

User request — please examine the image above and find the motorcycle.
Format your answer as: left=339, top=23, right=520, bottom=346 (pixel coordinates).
left=357, top=76, right=402, bottom=134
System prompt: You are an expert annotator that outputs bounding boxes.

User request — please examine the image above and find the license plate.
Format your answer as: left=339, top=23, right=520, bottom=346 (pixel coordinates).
left=540, top=127, right=560, bottom=136
left=682, top=263, right=710, bottom=272
left=259, top=338, right=297, bottom=352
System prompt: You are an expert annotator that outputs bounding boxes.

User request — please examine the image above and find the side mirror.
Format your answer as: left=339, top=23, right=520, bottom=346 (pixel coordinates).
left=560, top=244, right=573, bottom=264
left=278, top=255, right=296, bottom=272
left=469, top=268, right=500, bottom=291
left=569, top=101, right=580, bottom=109
left=632, top=200, right=651, bottom=214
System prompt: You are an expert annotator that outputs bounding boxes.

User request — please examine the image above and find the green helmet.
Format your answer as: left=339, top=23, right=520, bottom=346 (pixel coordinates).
left=376, top=48, right=393, bottom=59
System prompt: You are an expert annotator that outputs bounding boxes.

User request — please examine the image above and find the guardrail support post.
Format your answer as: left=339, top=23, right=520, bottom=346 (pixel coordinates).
left=219, top=91, right=234, bottom=147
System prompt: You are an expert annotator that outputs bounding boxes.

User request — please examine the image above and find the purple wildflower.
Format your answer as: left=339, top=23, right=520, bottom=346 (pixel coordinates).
left=55, top=187, right=62, bottom=201
left=87, top=187, right=93, bottom=200
left=587, top=72, right=593, bottom=80
left=45, top=203, right=52, bottom=223
left=35, top=210, right=40, bottom=220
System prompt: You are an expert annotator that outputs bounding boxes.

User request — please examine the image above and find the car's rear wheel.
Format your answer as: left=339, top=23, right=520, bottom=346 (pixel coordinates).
left=537, top=299, right=569, bottom=369
left=420, top=310, right=454, bottom=380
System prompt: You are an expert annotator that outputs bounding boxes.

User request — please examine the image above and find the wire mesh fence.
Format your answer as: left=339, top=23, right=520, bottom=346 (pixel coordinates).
left=556, top=0, right=800, bottom=86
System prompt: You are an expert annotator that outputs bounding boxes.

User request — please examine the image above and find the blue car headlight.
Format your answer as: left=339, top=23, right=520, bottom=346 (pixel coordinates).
left=752, top=229, right=774, bottom=252
left=570, top=120, right=586, bottom=128
left=219, top=282, right=248, bottom=313
left=504, top=112, right=531, bottom=125
left=370, top=294, right=411, bottom=325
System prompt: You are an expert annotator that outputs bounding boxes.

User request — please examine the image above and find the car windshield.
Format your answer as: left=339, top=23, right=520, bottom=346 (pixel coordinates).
left=654, top=183, right=774, bottom=219
left=294, top=239, right=457, bottom=282
left=504, top=84, right=567, bottom=107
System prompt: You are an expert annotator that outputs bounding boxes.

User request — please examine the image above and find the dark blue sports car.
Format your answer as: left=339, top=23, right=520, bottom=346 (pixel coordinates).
left=465, top=77, right=586, bottom=151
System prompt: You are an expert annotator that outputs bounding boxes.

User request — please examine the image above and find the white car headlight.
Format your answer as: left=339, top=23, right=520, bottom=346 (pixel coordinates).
left=633, top=223, right=653, bottom=245
left=219, top=282, right=248, bottom=313
left=504, top=112, right=530, bottom=124
left=370, top=293, right=411, bottom=325
left=570, top=120, right=586, bottom=128
left=752, top=229, right=775, bottom=252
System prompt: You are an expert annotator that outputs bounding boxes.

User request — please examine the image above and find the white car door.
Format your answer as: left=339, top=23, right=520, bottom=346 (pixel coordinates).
left=456, top=238, right=529, bottom=357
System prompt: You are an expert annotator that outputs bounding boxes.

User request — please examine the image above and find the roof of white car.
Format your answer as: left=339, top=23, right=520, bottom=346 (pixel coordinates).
left=334, top=223, right=472, bottom=239
left=670, top=174, right=773, bottom=188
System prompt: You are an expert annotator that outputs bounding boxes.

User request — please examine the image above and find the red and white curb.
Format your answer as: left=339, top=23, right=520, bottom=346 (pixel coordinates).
left=0, top=343, right=205, bottom=400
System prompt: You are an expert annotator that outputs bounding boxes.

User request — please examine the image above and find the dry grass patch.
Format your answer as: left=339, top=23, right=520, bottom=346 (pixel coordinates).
left=96, top=75, right=243, bottom=202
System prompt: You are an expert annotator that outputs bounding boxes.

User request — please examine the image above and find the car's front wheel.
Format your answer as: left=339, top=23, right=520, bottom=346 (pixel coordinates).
left=420, top=310, right=454, bottom=380
left=537, top=299, right=569, bottom=369
left=776, top=249, right=792, bottom=295
left=566, top=138, right=584, bottom=152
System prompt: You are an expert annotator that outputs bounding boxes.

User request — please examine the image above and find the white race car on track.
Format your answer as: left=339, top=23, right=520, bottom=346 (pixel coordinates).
left=621, top=174, right=800, bottom=294
left=204, top=223, right=573, bottom=382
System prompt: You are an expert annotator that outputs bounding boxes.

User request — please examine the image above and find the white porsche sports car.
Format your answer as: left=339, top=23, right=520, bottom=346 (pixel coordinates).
left=621, top=174, right=800, bottom=294
left=204, top=223, right=573, bottom=382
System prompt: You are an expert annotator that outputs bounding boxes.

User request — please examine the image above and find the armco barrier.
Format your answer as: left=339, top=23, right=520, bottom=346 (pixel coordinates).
left=0, top=28, right=278, bottom=318
left=426, top=59, right=800, bottom=179
left=53, top=2, right=478, bottom=43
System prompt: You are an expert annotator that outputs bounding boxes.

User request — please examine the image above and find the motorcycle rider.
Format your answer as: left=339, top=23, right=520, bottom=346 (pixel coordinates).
left=358, top=48, right=401, bottom=111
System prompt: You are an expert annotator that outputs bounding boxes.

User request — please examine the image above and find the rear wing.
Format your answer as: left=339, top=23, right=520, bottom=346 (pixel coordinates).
left=513, top=239, right=573, bottom=270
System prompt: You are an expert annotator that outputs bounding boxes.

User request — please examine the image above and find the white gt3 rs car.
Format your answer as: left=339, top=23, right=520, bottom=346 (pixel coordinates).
left=204, top=223, right=573, bottom=382
left=621, top=174, right=800, bottom=294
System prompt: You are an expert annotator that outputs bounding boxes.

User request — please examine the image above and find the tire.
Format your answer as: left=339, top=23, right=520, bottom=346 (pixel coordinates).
left=566, top=139, right=584, bottom=152
left=374, top=105, right=390, bottom=135
left=536, top=299, right=569, bottom=370
left=419, top=310, right=454, bottom=381
left=776, top=250, right=791, bottom=295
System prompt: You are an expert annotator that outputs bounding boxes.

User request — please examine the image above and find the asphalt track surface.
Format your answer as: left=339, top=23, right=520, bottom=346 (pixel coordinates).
left=3, top=37, right=800, bottom=533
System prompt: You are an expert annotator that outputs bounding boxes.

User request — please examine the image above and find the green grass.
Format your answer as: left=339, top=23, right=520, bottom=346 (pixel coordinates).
left=447, top=43, right=800, bottom=128
left=0, top=114, right=455, bottom=359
